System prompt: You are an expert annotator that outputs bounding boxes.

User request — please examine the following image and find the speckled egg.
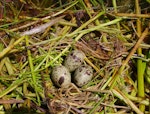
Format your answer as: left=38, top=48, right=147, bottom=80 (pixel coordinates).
left=73, top=65, right=93, bottom=87
left=64, top=50, right=85, bottom=72
left=51, top=65, right=71, bottom=88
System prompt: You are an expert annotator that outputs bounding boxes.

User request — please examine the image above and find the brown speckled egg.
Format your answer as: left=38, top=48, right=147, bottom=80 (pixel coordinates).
left=51, top=65, right=71, bottom=88
left=64, top=50, right=85, bottom=72
left=73, top=65, right=93, bottom=87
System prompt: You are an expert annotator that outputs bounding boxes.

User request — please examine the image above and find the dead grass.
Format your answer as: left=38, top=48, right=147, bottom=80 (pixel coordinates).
left=0, top=0, right=150, bottom=114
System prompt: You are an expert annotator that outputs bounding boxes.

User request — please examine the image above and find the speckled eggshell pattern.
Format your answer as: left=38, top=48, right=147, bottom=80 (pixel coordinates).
left=73, top=65, right=93, bottom=87
left=51, top=65, right=71, bottom=88
left=64, top=50, right=85, bottom=72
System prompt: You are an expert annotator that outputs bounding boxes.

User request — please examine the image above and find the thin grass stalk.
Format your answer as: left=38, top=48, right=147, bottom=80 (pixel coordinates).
left=0, top=78, right=27, bottom=98
left=112, top=0, right=120, bottom=30
left=89, top=94, right=108, bottom=114
left=115, top=13, right=150, bottom=18
left=1, top=1, right=78, bottom=35
left=0, top=35, right=26, bottom=59
left=84, top=0, right=107, bottom=42
left=52, top=1, right=78, bottom=17
left=112, top=88, right=143, bottom=114
left=135, top=0, right=146, bottom=112
left=110, top=28, right=148, bottom=89
left=67, top=18, right=122, bottom=37
left=112, top=0, right=128, bottom=42
left=84, top=57, right=100, bottom=72
left=23, top=82, right=28, bottom=96
left=25, top=36, right=41, bottom=105
left=2, top=39, right=15, bottom=75
left=70, top=11, right=105, bottom=35
left=80, top=0, right=92, bottom=18
left=126, top=94, right=149, bottom=105
left=4, top=57, right=14, bottom=75
left=84, top=0, right=101, bottom=25
left=34, top=54, right=49, bottom=71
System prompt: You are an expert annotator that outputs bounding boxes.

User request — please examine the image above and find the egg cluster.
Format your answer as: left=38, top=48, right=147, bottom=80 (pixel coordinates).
left=51, top=50, right=93, bottom=88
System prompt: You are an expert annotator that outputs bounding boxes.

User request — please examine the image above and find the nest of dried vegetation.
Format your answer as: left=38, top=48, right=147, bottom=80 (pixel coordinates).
left=0, top=0, right=150, bottom=114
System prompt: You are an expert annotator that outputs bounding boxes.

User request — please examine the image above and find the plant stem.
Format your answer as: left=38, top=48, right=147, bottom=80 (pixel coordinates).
left=0, top=78, right=27, bottom=98
left=110, top=28, right=148, bottom=94
left=135, top=0, right=146, bottom=112
left=0, top=35, right=26, bottom=59
left=112, top=0, right=120, bottom=29
left=25, top=36, right=41, bottom=105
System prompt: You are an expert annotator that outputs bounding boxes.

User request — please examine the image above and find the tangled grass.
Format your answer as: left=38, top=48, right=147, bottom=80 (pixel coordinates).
left=0, top=0, right=149, bottom=113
